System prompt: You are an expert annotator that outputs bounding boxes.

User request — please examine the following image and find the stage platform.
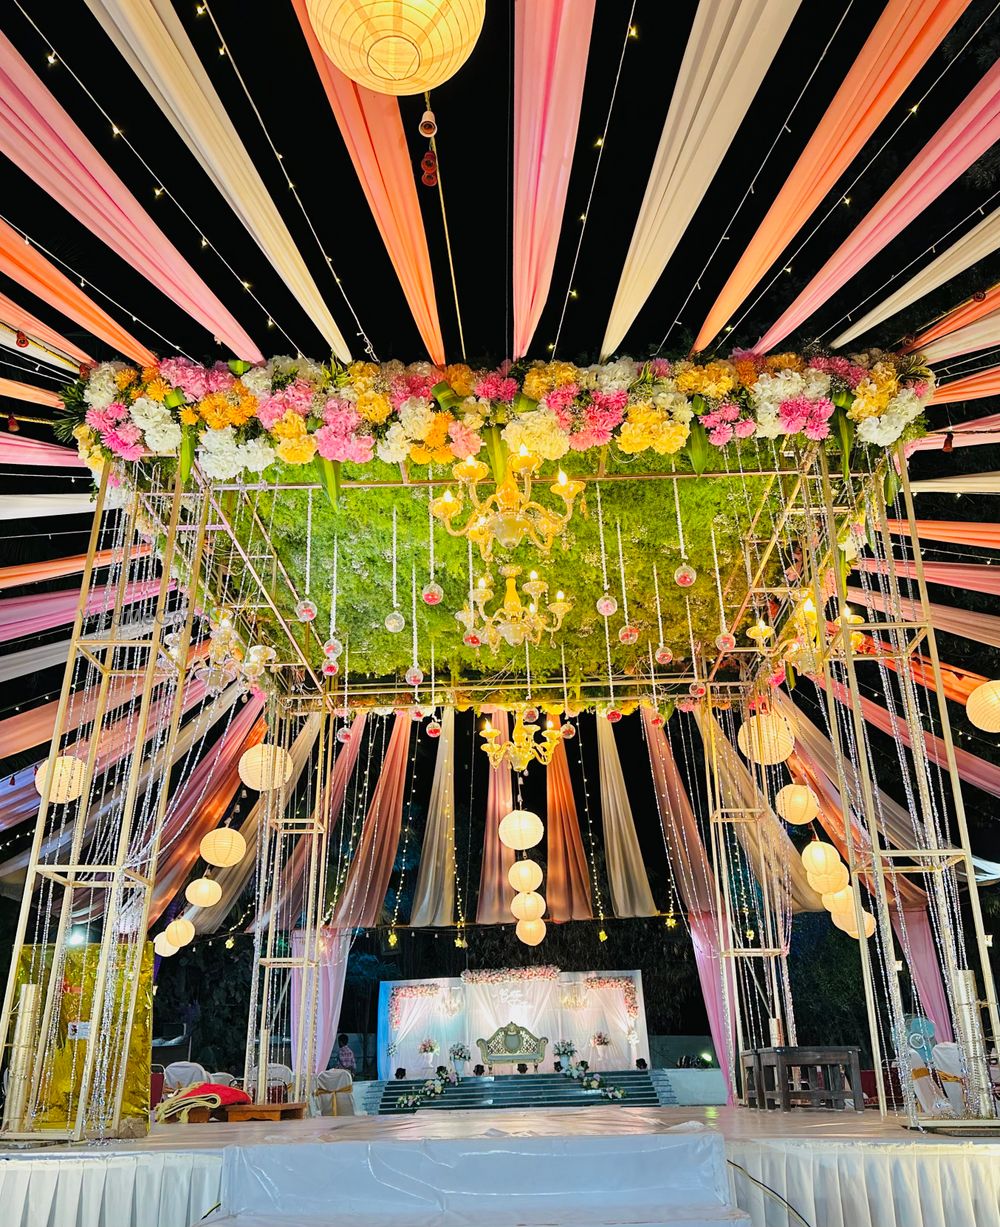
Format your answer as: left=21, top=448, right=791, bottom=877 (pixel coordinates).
left=1, top=1105, right=998, bottom=1227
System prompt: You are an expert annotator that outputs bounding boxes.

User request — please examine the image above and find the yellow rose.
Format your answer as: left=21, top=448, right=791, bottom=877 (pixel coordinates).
left=276, top=434, right=318, bottom=465
left=356, top=390, right=392, bottom=424
left=409, top=413, right=453, bottom=465
left=443, top=364, right=474, bottom=397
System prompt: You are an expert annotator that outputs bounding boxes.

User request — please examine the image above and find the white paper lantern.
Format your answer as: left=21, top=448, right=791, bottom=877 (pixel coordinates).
left=801, top=841, right=841, bottom=877
left=34, top=755, right=86, bottom=804
left=498, top=809, right=544, bottom=851
left=200, top=827, right=247, bottom=868
left=807, top=862, right=849, bottom=895
left=185, top=877, right=222, bottom=908
left=967, top=679, right=1000, bottom=732
left=821, top=884, right=854, bottom=913
left=833, top=908, right=876, bottom=939
left=510, top=891, right=546, bottom=922
left=239, top=743, right=294, bottom=791
left=165, top=918, right=195, bottom=948
left=737, top=712, right=794, bottom=765
left=775, top=784, right=818, bottom=825
left=305, top=0, right=486, bottom=96
left=508, top=858, right=543, bottom=894
left=153, top=932, right=178, bottom=958
left=515, top=918, right=546, bottom=947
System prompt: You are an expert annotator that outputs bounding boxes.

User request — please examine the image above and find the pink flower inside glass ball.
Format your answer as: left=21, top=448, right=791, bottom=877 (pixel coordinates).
left=321, top=660, right=339, bottom=677
left=421, top=582, right=443, bottom=606
left=674, top=564, right=697, bottom=588
left=715, top=632, right=736, bottom=652
left=463, top=631, right=482, bottom=648
left=296, top=598, right=318, bottom=622
left=324, top=637, right=343, bottom=658
left=618, top=625, right=639, bottom=645
left=336, top=727, right=352, bottom=744
left=405, top=665, right=424, bottom=687
left=606, top=709, right=623, bottom=724
left=561, top=722, right=576, bottom=740
left=523, top=706, right=539, bottom=724
left=426, top=720, right=442, bottom=739
left=654, top=644, right=673, bottom=665
left=596, top=594, right=618, bottom=617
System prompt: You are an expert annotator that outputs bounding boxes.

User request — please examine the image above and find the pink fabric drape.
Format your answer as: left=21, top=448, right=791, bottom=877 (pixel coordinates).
left=545, top=723, right=592, bottom=922
left=847, top=584, right=1000, bottom=649
left=0, top=289, right=92, bottom=366
left=0, top=579, right=172, bottom=643
left=909, top=414, right=1000, bottom=451
left=901, top=907, right=954, bottom=1042
left=689, top=910, right=735, bottom=1100
left=0, top=31, right=260, bottom=362
left=1, top=674, right=145, bottom=758
left=0, top=430, right=83, bottom=465
left=291, top=928, right=352, bottom=1075
left=694, top=0, right=969, bottom=353
left=512, top=0, right=597, bottom=358
left=911, top=284, right=1000, bottom=353
left=884, top=518, right=1000, bottom=548
left=476, top=711, right=516, bottom=925
left=760, top=57, right=1000, bottom=351
left=0, top=544, right=149, bottom=592
left=290, top=0, right=444, bottom=364
left=857, top=557, right=1000, bottom=597
left=929, top=369, right=1000, bottom=404
left=332, top=715, right=411, bottom=929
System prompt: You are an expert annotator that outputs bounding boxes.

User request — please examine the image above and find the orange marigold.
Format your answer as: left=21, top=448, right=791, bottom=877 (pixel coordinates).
left=765, top=353, right=804, bottom=373
left=442, top=364, right=475, bottom=397
left=409, top=412, right=453, bottom=465
left=180, top=406, right=199, bottom=426
left=115, top=367, right=138, bottom=391
left=732, top=358, right=761, bottom=388
left=143, top=377, right=172, bottom=402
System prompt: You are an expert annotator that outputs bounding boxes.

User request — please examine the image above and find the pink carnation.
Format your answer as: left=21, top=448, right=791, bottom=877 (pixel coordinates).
left=569, top=426, right=610, bottom=450
left=808, top=355, right=866, bottom=388
left=102, top=422, right=144, bottom=461
left=204, top=363, right=235, bottom=394
left=587, top=402, right=626, bottom=433
left=390, top=373, right=436, bottom=409
left=258, top=380, right=315, bottom=428
left=158, top=357, right=210, bottom=401
left=321, top=400, right=362, bottom=433
left=314, top=424, right=374, bottom=464
left=474, top=373, right=518, bottom=402
left=448, top=420, right=483, bottom=459
left=717, top=401, right=740, bottom=422
left=700, top=410, right=721, bottom=429
left=543, top=382, right=579, bottom=413
left=912, top=381, right=928, bottom=399
left=591, top=388, right=628, bottom=415
left=644, top=358, right=672, bottom=379
left=803, top=421, right=831, bottom=441
left=85, top=402, right=128, bottom=432
left=708, top=424, right=734, bottom=446
left=733, top=418, right=756, bottom=439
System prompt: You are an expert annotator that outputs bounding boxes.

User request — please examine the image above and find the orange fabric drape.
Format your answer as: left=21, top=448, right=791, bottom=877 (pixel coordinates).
left=909, top=281, right=1000, bottom=352
left=0, top=544, right=151, bottom=591
left=929, top=367, right=1000, bottom=404
left=854, top=631, right=985, bottom=704
left=290, top=0, right=444, bottom=365
left=475, top=710, right=516, bottom=924
left=545, top=722, right=592, bottom=922
left=0, top=378, right=63, bottom=409
left=885, top=518, right=1000, bottom=549
left=693, top=0, right=969, bottom=353
left=0, top=289, right=93, bottom=366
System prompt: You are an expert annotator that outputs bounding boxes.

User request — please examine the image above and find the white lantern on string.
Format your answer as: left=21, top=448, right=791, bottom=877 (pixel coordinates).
left=967, top=680, right=1000, bottom=732
left=801, top=841, right=840, bottom=877
left=508, top=858, right=543, bottom=894
left=305, top=0, right=486, bottom=96
left=821, top=884, right=854, bottom=914
left=833, top=909, right=876, bottom=939
left=185, top=877, right=222, bottom=908
left=515, top=918, right=546, bottom=946
left=737, top=712, right=794, bottom=765
left=153, top=933, right=178, bottom=958
left=238, top=743, right=294, bottom=791
left=200, top=827, right=247, bottom=868
left=498, top=809, right=544, bottom=851
left=775, top=784, right=818, bottom=825
left=807, top=862, right=849, bottom=895
left=34, top=755, right=86, bottom=803
left=510, top=891, right=546, bottom=922
left=165, top=918, right=195, bottom=948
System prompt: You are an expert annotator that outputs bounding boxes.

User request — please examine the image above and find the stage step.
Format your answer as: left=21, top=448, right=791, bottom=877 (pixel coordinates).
left=376, top=1070, right=663, bottom=1114
left=650, top=1068, right=679, bottom=1106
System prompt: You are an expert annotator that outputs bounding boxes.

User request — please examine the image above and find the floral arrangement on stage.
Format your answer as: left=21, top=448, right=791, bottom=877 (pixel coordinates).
left=418, top=1037, right=440, bottom=1056
left=449, top=1042, right=472, bottom=1061
left=561, top=1062, right=626, bottom=1100
left=460, top=965, right=560, bottom=984
left=388, top=982, right=440, bottom=1028
left=585, top=975, right=639, bottom=1019
left=591, top=1031, right=611, bottom=1048
left=553, top=1039, right=577, bottom=1058
left=396, top=1075, right=450, bottom=1111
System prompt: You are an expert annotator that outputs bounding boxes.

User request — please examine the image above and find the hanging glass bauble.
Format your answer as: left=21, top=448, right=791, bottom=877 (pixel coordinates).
left=650, top=711, right=665, bottom=728
left=618, top=625, right=639, bottom=645
left=596, top=593, right=618, bottom=617
left=688, top=681, right=707, bottom=698
left=336, top=727, right=352, bottom=744
left=410, top=707, right=427, bottom=722
left=323, top=637, right=343, bottom=658
left=674, top=564, right=697, bottom=587
left=605, top=709, right=622, bottom=724
left=654, top=644, right=673, bottom=665
left=523, top=706, right=539, bottom=724
left=321, top=659, right=340, bottom=677
left=405, top=665, right=424, bottom=687
left=715, top=632, right=736, bottom=652
left=421, top=581, right=444, bottom=606
left=426, top=720, right=442, bottom=738
left=463, top=630, right=482, bottom=648
left=561, top=722, right=576, bottom=740
left=296, top=598, right=318, bottom=622
left=384, top=609, right=405, bottom=633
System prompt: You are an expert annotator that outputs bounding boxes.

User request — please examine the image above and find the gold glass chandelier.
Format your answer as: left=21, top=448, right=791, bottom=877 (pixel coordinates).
left=456, top=565, right=571, bottom=651
left=430, top=447, right=584, bottom=561
left=480, top=709, right=563, bottom=772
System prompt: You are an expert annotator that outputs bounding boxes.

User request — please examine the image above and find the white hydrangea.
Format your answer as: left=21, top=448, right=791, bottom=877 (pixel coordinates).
left=751, top=370, right=804, bottom=404
left=377, top=422, right=411, bottom=464
left=197, top=427, right=243, bottom=480
left=460, top=396, right=488, bottom=430
left=129, top=397, right=181, bottom=454
left=501, top=406, right=569, bottom=461
left=856, top=413, right=906, bottom=446
left=84, top=362, right=129, bottom=410
left=754, top=403, right=784, bottom=439
left=238, top=437, right=276, bottom=472
left=593, top=359, right=636, bottom=392
left=269, top=355, right=325, bottom=384
left=800, top=369, right=831, bottom=399
left=654, top=390, right=693, bottom=424
left=240, top=366, right=272, bottom=397
left=398, top=396, right=435, bottom=441
left=885, top=388, right=923, bottom=425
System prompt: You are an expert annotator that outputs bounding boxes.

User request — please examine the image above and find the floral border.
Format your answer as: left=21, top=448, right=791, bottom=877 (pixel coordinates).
left=388, top=982, right=440, bottom=1029
left=460, top=965, right=561, bottom=984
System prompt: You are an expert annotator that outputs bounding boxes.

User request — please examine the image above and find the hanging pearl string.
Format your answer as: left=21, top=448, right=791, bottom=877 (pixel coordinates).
left=648, top=639, right=658, bottom=710
left=467, top=538, right=475, bottom=624
left=391, top=507, right=399, bottom=609
left=304, top=489, right=313, bottom=596
left=653, top=563, right=664, bottom=644
left=616, top=520, right=630, bottom=625
left=709, top=521, right=728, bottom=635
left=525, top=640, right=532, bottom=702
left=672, top=477, right=687, bottom=559
left=595, top=482, right=610, bottom=592
left=430, top=641, right=436, bottom=710
left=685, top=594, right=698, bottom=680
left=427, top=484, right=435, bottom=583
left=411, top=561, right=419, bottom=673
left=604, top=616, right=615, bottom=705
left=329, top=533, right=338, bottom=639
left=561, top=644, right=571, bottom=716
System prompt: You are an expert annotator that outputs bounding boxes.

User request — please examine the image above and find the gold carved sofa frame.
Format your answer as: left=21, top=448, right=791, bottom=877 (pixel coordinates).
left=476, top=1021, right=549, bottom=1072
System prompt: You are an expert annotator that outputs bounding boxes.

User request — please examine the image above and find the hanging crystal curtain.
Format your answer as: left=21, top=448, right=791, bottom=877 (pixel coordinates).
left=410, top=707, right=457, bottom=927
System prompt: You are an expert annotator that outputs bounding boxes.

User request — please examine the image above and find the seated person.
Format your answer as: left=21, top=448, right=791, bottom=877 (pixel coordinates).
left=335, top=1032, right=356, bottom=1074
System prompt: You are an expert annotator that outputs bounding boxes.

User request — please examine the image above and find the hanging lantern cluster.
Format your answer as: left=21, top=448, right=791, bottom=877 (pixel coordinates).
left=801, top=841, right=875, bottom=939
left=499, top=809, right=547, bottom=946
left=200, top=826, right=247, bottom=868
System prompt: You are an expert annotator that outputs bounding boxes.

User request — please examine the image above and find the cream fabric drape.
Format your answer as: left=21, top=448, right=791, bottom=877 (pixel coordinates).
left=85, top=0, right=351, bottom=360
left=595, top=718, right=657, bottom=917
left=409, top=707, right=456, bottom=928
left=0, top=494, right=94, bottom=520
left=600, top=0, right=800, bottom=357
left=919, top=306, right=1000, bottom=363
left=910, top=470, right=1000, bottom=495
left=833, top=204, right=1000, bottom=347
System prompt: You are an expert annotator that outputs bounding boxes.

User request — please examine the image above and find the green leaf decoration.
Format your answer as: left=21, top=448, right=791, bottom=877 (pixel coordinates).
left=228, top=359, right=252, bottom=378
left=831, top=387, right=855, bottom=411
left=164, top=388, right=187, bottom=410
left=512, top=391, right=538, bottom=415
left=884, top=464, right=901, bottom=507
left=179, top=424, right=195, bottom=484
left=314, top=455, right=341, bottom=509
left=431, top=380, right=462, bottom=413
left=832, top=406, right=855, bottom=482
left=482, top=424, right=507, bottom=483
left=685, top=418, right=711, bottom=475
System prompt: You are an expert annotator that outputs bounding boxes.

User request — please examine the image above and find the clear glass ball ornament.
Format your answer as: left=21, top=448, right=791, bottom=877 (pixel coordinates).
left=426, top=720, right=442, bottom=739
left=605, top=708, right=623, bottom=724
left=715, top=631, right=737, bottom=651
left=650, top=712, right=665, bottom=728
left=321, top=659, right=340, bottom=677
left=421, top=581, right=444, bottom=606
left=323, top=637, right=343, bottom=658
left=523, top=706, right=539, bottom=724
left=405, top=665, right=424, bottom=687
left=384, top=609, right=405, bottom=633
left=561, top=722, right=576, bottom=740
left=688, top=681, right=707, bottom=698
left=654, top=644, right=673, bottom=665
left=336, top=727, right=352, bottom=744
left=596, top=593, right=618, bottom=618
left=618, top=625, right=639, bottom=645
left=463, top=631, right=482, bottom=648
left=410, top=707, right=427, bottom=722
left=296, top=598, right=318, bottom=622
left=674, top=564, right=697, bottom=588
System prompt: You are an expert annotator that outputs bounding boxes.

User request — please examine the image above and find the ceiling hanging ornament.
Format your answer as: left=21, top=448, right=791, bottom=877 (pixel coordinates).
left=481, top=708, right=562, bottom=773
left=651, top=564, right=672, bottom=665
left=384, top=506, right=405, bottom=633
left=296, top=490, right=318, bottom=622
left=709, top=522, right=735, bottom=651
left=559, top=645, right=576, bottom=740
left=594, top=483, right=617, bottom=617
left=305, top=0, right=486, bottom=96
left=615, top=521, right=639, bottom=644
left=325, top=533, right=344, bottom=660
left=405, top=562, right=424, bottom=688
left=422, top=486, right=444, bottom=605
left=672, top=477, right=697, bottom=587
left=455, top=565, right=571, bottom=651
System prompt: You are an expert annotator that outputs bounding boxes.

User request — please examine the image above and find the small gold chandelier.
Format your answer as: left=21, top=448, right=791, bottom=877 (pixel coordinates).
left=481, top=709, right=562, bottom=772
left=456, top=565, right=571, bottom=651
left=430, top=447, right=584, bottom=561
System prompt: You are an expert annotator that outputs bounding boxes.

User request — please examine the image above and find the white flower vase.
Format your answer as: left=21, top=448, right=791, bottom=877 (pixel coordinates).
left=453, top=1059, right=465, bottom=1078
left=423, top=1050, right=436, bottom=1070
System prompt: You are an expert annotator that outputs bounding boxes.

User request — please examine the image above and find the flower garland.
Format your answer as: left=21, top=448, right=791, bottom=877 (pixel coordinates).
left=62, top=350, right=931, bottom=488
left=560, top=1060, right=626, bottom=1101
left=396, top=1073, right=455, bottom=1111
left=388, top=982, right=440, bottom=1029
left=584, top=975, right=639, bottom=1019
left=460, top=965, right=560, bottom=985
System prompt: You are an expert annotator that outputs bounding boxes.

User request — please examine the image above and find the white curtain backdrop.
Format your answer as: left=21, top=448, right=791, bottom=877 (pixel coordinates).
left=601, top=0, right=800, bottom=357
left=409, top=707, right=456, bottom=927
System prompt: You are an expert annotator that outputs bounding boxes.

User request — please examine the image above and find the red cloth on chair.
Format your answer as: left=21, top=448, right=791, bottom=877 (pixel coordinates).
left=188, top=1082, right=251, bottom=1106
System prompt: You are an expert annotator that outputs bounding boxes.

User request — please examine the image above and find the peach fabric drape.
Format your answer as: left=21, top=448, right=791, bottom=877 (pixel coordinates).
left=910, top=282, right=1000, bottom=354
left=595, top=716, right=657, bottom=917
left=854, top=632, right=985, bottom=704
left=759, top=57, right=1000, bottom=351
left=512, top=0, right=596, bottom=358
left=410, top=707, right=456, bottom=927
left=545, top=721, right=592, bottom=922
left=916, top=303, right=1000, bottom=363
left=847, top=584, right=1000, bottom=649
left=857, top=557, right=1000, bottom=596
left=0, top=291, right=92, bottom=367
left=0, top=545, right=148, bottom=591
left=476, top=710, right=515, bottom=925
left=290, top=0, right=443, bottom=364
left=884, top=518, right=1000, bottom=549
left=929, top=370, right=1000, bottom=404
left=695, top=0, right=969, bottom=353
left=0, top=429, right=83, bottom=465
left=908, top=415, right=1000, bottom=451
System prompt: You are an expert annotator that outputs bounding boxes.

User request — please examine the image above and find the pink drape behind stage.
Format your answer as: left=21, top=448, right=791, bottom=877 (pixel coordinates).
left=0, top=430, right=83, bottom=465
left=929, top=369, right=1000, bottom=404
left=0, top=32, right=259, bottom=362
left=0, top=579, right=172, bottom=643
left=694, top=0, right=968, bottom=353
left=512, top=0, right=596, bottom=358
left=545, top=723, right=592, bottom=922
left=759, top=57, right=1000, bottom=352
left=332, top=715, right=410, bottom=930
left=848, top=584, right=1000, bottom=649
left=291, top=928, right=352, bottom=1075
left=884, top=518, right=1000, bottom=549
left=476, top=710, right=515, bottom=925
left=0, top=288, right=92, bottom=366
left=909, top=414, right=1000, bottom=452
left=0, top=544, right=150, bottom=591
left=290, top=0, right=444, bottom=364
left=856, top=557, right=1000, bottom=598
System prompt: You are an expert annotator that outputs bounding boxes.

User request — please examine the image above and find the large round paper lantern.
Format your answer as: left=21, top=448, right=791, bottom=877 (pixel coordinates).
left=967, top=679, right=1000, bottom=732
left=801, top=841, right=840, bottom=877
left=821, top=884, right=854, bottom=913
left=737, top=712, right=794, bottom=765
left=515, top=918, right=546, bottom=947
left=508, top=858, right=543, bottom=894
left=153, top=932, right=178, bottom=958
left=34, top=755, right=86, bottom=804
left=510, top=891, right=546, bottom=922
left=833, top=909, right=876, bottom=939
left=807, top=862, right=849, bottom=895
left=165, top=918, right=195, bottom=948
left=185, top=877, right=222, bottom=908
left=200, top=827, right=247, bottom=868
left=498, top=809, right=544, bottom=851
left=239, top=743, right=294, bottom=791
left=775, top=784, right=818, bottom=826
left=305, top=0, right=486, bottom=96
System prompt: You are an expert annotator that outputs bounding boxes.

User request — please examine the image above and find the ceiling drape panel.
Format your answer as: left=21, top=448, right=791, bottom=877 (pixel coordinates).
left=834, top=204, right=1000, bottom=348
left=595, top=717, right=657, bottom=917
left=847, top=585, right=1000, bottom=648
left=0, top=324, right=77, bottom=373
left=601, top=0, right=800, bottom=358
left=909, top=471, right=1000, bottom=495
left=916, top=304, right=1000, bottom=363
left=0, top=429, right=83, bottom=464
left=0, top=494, right=94, bottom=521
left=290, top=0, right=444, bottom=364
left=929, top=371, right=1000, bottom=404
left=545, top=721, right=593, bottom=922
left=85, top=0, right=348, bottom=361
left=0, top=545, right=149, bottom=591
left=695, top=0, right=968, bottom=354
left=758, top=58, right=1000, bottom=351
left=512, top=0, right=596, bottom=358
left=908, top=416, right=1000, bottom=451
left=910, top=282, right=1000, bottom=354
left=476, top=710, right=515, bottom=925
left=0, top=291, right=92, bottom=367
left=0, top=579, right=173, bottom=642
left=853, top=632, right=984, bottom=704
left=0, top=639, right=71, bottom=684
left=857, top=556, right=1000, bottom=595
left=883, top=518, right=1000, bottom=548
left=410, top=707, right=456, bottom=927
left=0, top=31, right=257, bottom=364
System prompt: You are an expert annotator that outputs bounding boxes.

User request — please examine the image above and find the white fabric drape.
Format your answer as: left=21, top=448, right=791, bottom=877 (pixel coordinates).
left=595, top=718, right=657, bottom=917
left=919, top=306, right=1000, bottom=363
left=0, top=494, right=93, bottom=520
left=600, top=0, right=800, bottom=357
left=0, top=637, right=70, bottom=683
left=910, top=470, right=1000, bottom=495
left=409, top=707, right=455, bottom=928
left=84, top=0, right=352, bottom=360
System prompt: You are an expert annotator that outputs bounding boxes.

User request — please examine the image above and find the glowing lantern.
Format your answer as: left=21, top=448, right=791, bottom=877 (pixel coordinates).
left=305, top=0, right=486, bottom=96
left=775, top=784, right=818, bottom=826
left=510, top=891, right=546, bottom=922
left=967, top=680, right=1000, bottom=732
left=498, top=809, right=544, bottom=851
left=508, top=858, right=543, bottom=894
left=165, top=918, right=195, bottom=948
left=833, top=909, right=876, bottom=939
left=34, top=755, right=86, bottom=804
left=515, top=918, right=546, bottom=946
left=807, top=862, right=849, bottom=895
left=200, top=827, right=247, bottom=868
left=737, top=712, right=794, bottom=765
left=238, top=743, right=294, bottom=791
left=821, top=884, right=854, bottom=913
left=185, top=877, right=223, bottom=908
left=153, top=933, right=178, bottom=958
left=801, top=841, right=840, bottom=877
